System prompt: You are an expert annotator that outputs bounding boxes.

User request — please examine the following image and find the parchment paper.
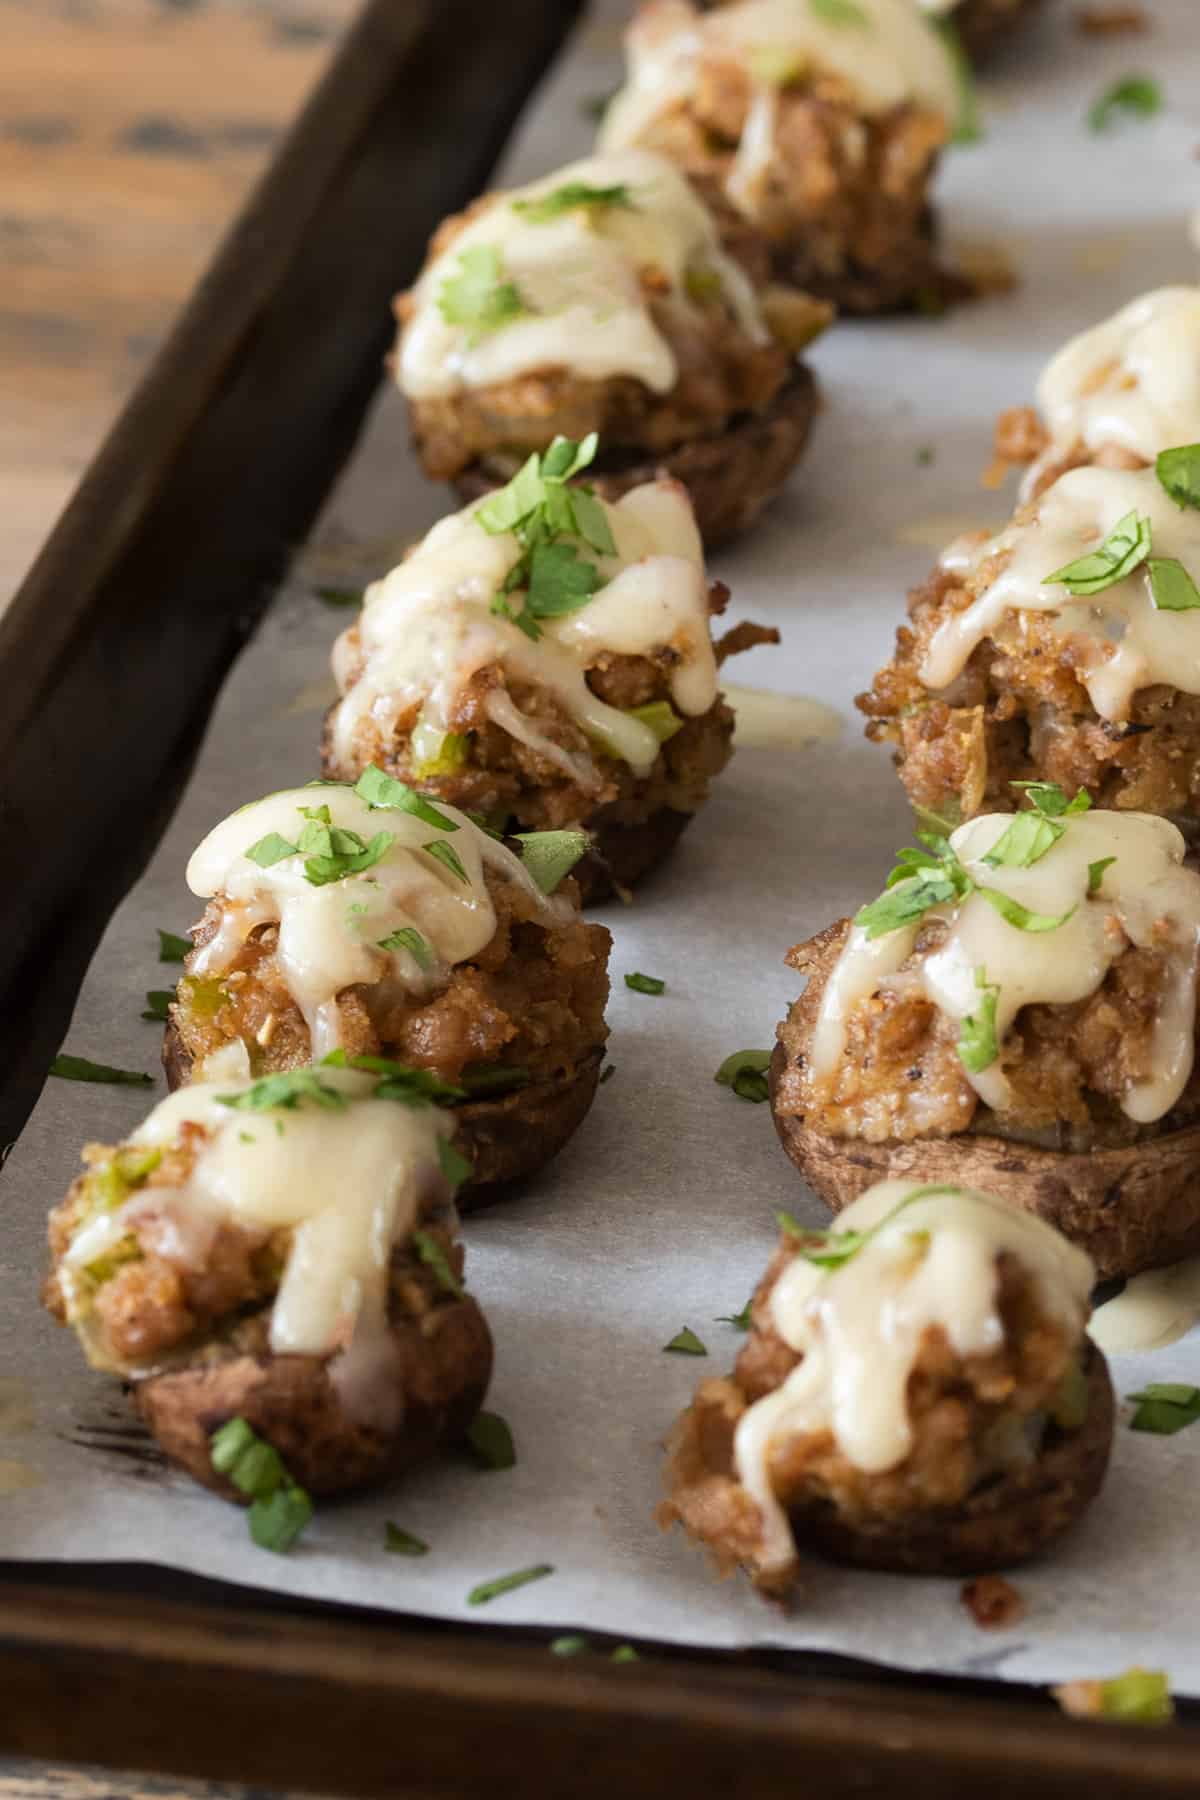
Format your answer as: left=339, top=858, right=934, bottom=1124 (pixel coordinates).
left=5, top=0, right=1200, bottom=1694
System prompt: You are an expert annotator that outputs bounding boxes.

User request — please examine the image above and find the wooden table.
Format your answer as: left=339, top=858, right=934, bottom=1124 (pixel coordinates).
left=2, top=0, right=359, bottom=612
left=3, top=11, right=358, bottom=1787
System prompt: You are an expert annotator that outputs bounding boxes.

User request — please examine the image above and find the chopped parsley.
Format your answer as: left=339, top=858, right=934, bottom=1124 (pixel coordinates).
left=1044, top=509, right=1151, bottom=595
left=458, top=1063, right=531, bottom=1097
left=244, top=808, right=394, bottom=887
left=1156, top=444, right=1200, bottom=511
left=377, top=926, right=433, bottom=968
left=141, top=990, right=174, bottom=1022
left=779, top=1185, right=959, bottom=1271
left=477, top=436, right=614, bottom=641
left=412, top=1229, right=464, bottom=1299
left=1088, top=856, right=1116, bottom=894
left=1127, top=1382, right=1200, bottom=1435
left=437, top=243, right=528, bottom=344
left=49, top=1055, right=153, bottom=1088
left=932, top=18, right=982, bottom=146
left=513, top=829, right=590, bottom=894
left=210, top=1417, right=312, bottom=1554
left=975, top=887, right=1075, bottom=933
left=1088, top=74, right=1162, bottom=133
left=715, top=1049, right=772, bottom=1103
left=314, top=585, right=362, bottom=608
left=625, top=972, right=665, bottom=996
left=219, top=1070, right=347, bottom=1113
left=354, top=765, right=459, bottom=832
left=957, top=970, right=1000, bottom=1075
left=1009, top=780, right=1091, bottom=819
left=321, top=1048, right=466, bottom=1105
left=854, top=832, right=972, bottom=939
left=513, top=180, right=636, bottom=222
left=438, top=1136, right=472, bottom=1191
left=715, top=1300, right=753, bottom=1330
left=423, top=838, right=469, bottom=883
left=1149, top=558, right=1200, bottom=612
left=157, top=929, right=191, bottom=963
left=467, top=1564, right=553, bottom=1607
left=465, top=1410, right=516, bottom=1471
left=979, top=780, right=1089, bottom=870
left=809, top=0, right=868, bottom=22
left=550, top=1634, right=590, bottom=1657
left=624, top=700, right=684, bottom=744
left=611, top=1646, right=640, bottom=1664
left=384, top=1523, right=429, bottom=1556
left=663, top=1327, right=707, bottom=1356
left=245, top=831, right=301, bottom=868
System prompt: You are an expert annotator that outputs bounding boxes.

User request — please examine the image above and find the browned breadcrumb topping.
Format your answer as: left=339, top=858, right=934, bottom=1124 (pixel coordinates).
left=961, top=1572, right=1027, bottom=1628
left=661, top=1236, right=1075, bottom=1592
left=616, top=5, right=953, bottom=313
left=325, top=582, right=773, bottom=842
left=43, top=1130, right=465, bottom=1372
left=774, top=917, right=1200, bottom=1148
left=171, top=866, right=610, bottom=1089
left=1075, top=4, right=1150, bottom=34
left=398, top=184, right=795, bottom=482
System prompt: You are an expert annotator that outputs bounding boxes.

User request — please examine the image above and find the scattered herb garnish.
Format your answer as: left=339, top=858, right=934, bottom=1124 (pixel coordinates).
left=245, top=831, right=302, bottom=868
left=468, top=1564, right=554, bottom=1607
left=975, top=887, right=1075, bottom=934
left=1088, top=856, right=1116, bottom=894
left=141, top=990, right=174, bottom=1022
left=424, top=839, right=469, bottom=884
left=854, top=832, right=972, bottom=939
left=377, top=926, right=434, bottom=968
left=550, top=1634, right=590, bottom=1657
left=412, top=1229, right=464, bottom=1299
left=917, top=446, right=935, bottom=467
left=219, top=1070, right=348, bottom=1113
left=354, top=766, right=459, bottom=832
left=1088, top=74, right=1162, bottom=133
left=611, top=1647, right=640, bottom=1665
left=513, top=180, right=636, bottom=222
left=599, top=1062, right=616, bottom=1085
left=437, top=243, right=528, bottom=344
left=466, top=1410, right=516, bottom=1471
left=1148, top=558, right=1200, bottom=612
left=715, top=1049, right=772, bottom=1103
left=1044, top=509, right=1151, bottom=595
left=663, top=1327, right=707, bottom=1356
left=809, top=0, right=868, bottom=21
left=1156, top=444, right=1200, bottom=512
left=477, top=436, right=614, bottom=640
left=210, top=1417, right=312, bottom=1554
left=625, top=972, right=665, bottom=996
left=314, top=585, right=363, bottom=608
left=1055, top=1668, right=1175, bottom=1725
left=157, top=929, right=192, bottom=963
left=980, top=780, right=1088, bottom=870
left=957, top=970, right=1000, bottom=1075
left=779, top=1185, right=959, bottom=1271
left=384, top=1522, right=430, bottom=1556
left=438, top=1137, right=472, bottom=1191
left=321, top=1048, right=466, bottom=1105
left=244, top=810, right=394, bottom=888
left=715, top=1301, right=753, bottom=1331
left=1009, top=780, right=1091, bottom=819
left=624, top=700, right=684, bottom=744
left=49, top=1055, right=154, bottom=1088
left=1128, top=1382, right=1200, bottom=1435
left=513, top=829, right=590, bottom=894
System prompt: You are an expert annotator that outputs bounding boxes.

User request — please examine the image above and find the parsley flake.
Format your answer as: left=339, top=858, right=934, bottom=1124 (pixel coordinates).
left=437, top=244, right=528, bottom=344
left=384, top=1523, right=429, bottom=1556
left=377, top=926, right=434, bottom=969
left=466, top=1410, right=516, bottom=1470
left=1044, top=509, right=1151, bottom=595
left=412, top=1229, right=464, bottom=1299
left=1088, top=856, right=1116, bottom=894
left=715, top=1049, right=772, bottom=1103
left=1128, top=1382, right=1200, bottom=1435
left=809, top=0, right=868, bottom=24
left=1088, top=74, right=1162, bottom=133
left=513, top=828, right=590, bottom=893
left=423, top=838, right=469, bottom=883
left=957, top=970, right=1000, bottom=1075
left=1156, top=444, right=1200, bottom=512
left=513, top=180, right=636, bottom=222
left=625, top=972, right=665, bottom=996
left=141, top=990, right=174, bottom=1022
left=1148, top=557, right=1200, bottom=612
left=218, top=1070, right=348, bottom=1113
left=467, top=1564, right=553, bottom=1607
left=353, top=765, right=459, bottom=832
left=157, top=929, right=191, bottom=963
left=210, top=1418, right=312, bottom=1554
left=50, top=1055, right=153, bottom=1088
left=715, top=1301, right=753, bottom=1331
left=663, top=1327, right=707, bottom=1356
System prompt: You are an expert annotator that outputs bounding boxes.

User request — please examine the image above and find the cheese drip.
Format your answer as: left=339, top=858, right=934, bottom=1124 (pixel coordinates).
left=810, top=809, right=1200, bottom=1122
left=328, top=478, right=718, bottom=783
left=62, top=1070, right=454, bottom=1424
left=1025, top=288, right=1200, bottom=500
left=185, top=785, right=563, bottom=1062
left=734, top=1180, right=1094, bottom=1573
left=398, top=148, right=765, bottom=401
left=601, top=0, right=959, bottom=218
left=920, top=466, right=1200, bottom=720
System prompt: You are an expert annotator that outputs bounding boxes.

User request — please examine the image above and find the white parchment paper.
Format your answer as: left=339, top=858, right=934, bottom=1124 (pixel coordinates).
left=5, top=0, right=1200, bottom=1694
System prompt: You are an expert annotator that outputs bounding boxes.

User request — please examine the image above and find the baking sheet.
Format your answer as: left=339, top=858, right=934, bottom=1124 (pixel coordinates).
left=5, top=0, right=1200, bottom=1694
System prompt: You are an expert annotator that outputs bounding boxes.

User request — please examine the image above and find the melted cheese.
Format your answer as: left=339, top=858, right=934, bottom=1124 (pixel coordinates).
left=601, top=0, right=959, bottom=211
left=398, top=148, right=765, bottom=400
left=734, top=1180, right=1093, bottom=1573
left=920, top=466, right=1200, bottom=720
left=328, top=478, right=717, bottom=783
left=185, top=785, right=562, bottom=1062
left=1029, top=288, right=1200, bottom=495
left=811, top=809, right=1200, bottom=1123
left=1090, top=1256, right=1200, bottom=1353
left=63, top=1070, right=454, bottom=1424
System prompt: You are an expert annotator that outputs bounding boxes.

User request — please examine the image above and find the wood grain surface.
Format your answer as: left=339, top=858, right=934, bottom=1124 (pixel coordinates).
left=1, top=0, right=358, bottom=611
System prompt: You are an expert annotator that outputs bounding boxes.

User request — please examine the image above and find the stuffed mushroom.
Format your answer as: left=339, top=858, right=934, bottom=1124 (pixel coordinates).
left=770, top=796, right=1200, bottom=1280
left=323, top=443, right=776, bottom=901
left=43, top=1065, right=493, bottom=1499
left=163, top=777, right=611, bottom=1201
left=394, top=148, right=826, bottom=549
left=599, top=0, right=966, bottom=315
left=662, top=1179, right=1111, bottom=1594
left=860, top=449, right=1200, bottom=829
